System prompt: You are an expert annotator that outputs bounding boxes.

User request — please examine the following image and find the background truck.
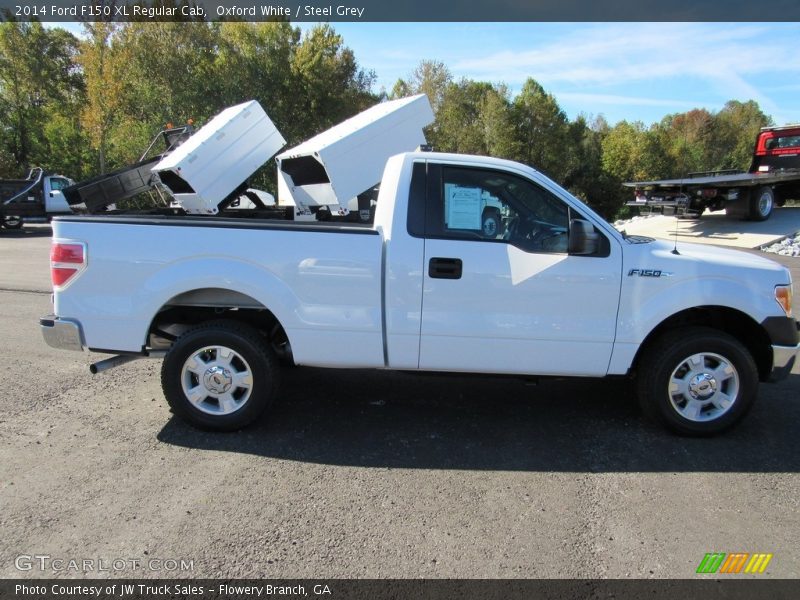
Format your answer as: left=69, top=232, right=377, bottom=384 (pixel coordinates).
left=40, top=98, right=799, bottom=436
left=625, top=124, right=800, bottom=221
left=0, top=168, right=74, bottom=230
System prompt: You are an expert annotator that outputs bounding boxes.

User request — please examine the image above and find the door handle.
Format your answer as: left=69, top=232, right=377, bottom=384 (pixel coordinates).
left=429, top=257, right=462, bottom=279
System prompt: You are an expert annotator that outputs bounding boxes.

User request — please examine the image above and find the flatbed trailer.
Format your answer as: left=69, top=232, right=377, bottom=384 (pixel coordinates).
left=625, top=124, right=800, bottom=221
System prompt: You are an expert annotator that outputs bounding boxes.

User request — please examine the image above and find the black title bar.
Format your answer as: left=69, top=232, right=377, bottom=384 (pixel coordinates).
left=1, top=0, right=800, bottom=22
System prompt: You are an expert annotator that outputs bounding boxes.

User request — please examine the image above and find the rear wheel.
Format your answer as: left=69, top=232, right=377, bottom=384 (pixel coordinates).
left=161, top=320, right=279, bottom=431
left=482, top=209, right=503, bottom=238
left=636, top=327, right=758, bottom=435
left=749, top=186, right=774, bottom=221
left=1, top=216, right=23, bottom=230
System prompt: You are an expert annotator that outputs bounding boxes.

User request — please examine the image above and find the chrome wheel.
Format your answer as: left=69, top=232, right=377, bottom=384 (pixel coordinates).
left=757, top=190, right=773, bottom=218
left=181, top=345, right=253, bottom=415
left=482, top=216, right=499, bottom=237
left=668, top=352, right=739, bottom=422
left=2, top=216, right=23, bottom=229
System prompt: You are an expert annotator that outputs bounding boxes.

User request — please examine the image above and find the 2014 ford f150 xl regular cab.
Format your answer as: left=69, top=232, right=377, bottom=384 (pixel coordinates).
left=40, top=98, right=799, bottom=435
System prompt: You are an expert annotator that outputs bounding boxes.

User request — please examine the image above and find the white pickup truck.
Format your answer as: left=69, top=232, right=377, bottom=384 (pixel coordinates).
left=40, top=100, right=799, bottom=436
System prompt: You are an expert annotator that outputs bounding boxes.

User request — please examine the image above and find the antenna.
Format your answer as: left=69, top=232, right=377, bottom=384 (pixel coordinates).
left=671, top=193, right=681, bottom=255
left=672, top=126, right=691, bottom=256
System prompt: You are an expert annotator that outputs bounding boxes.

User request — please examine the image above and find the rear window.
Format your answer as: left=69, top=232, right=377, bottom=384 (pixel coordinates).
left=765, top=134, right=800, bottom=151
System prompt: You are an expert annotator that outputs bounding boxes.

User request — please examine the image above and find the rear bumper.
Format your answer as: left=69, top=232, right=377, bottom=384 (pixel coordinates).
left=40, top=315, right=84, bottom=352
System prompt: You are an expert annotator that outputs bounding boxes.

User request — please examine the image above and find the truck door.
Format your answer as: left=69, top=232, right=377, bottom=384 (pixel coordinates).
left=44, top=177, right=73, bottom=214
left=417, top=162, right=622, bottom=376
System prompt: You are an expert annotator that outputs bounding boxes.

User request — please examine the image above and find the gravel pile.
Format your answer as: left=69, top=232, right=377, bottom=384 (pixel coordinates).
left=613, top=214, right=658, bottom=230
left=762, top=233, right=800, bottom=257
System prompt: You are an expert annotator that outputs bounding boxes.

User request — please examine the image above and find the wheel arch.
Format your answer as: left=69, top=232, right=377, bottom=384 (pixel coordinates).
left=631, top=305, right=772, bottom=381
left=147, top=287, right=294, bottom=364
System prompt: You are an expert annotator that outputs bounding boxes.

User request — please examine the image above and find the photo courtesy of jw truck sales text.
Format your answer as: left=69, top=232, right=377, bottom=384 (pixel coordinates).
left=14, top=583, right=329, bottom=596
left=40, top=95, right=799, bottom=436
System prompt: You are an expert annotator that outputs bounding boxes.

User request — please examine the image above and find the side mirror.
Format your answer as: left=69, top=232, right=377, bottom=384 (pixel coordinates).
left=569, top=219, right=599, bottom=255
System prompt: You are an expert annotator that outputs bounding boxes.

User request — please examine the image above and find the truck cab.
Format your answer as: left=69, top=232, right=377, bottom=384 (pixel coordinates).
left=1, top=169, right=73, bottom=229
left=752, top=125, right=800, bottom=173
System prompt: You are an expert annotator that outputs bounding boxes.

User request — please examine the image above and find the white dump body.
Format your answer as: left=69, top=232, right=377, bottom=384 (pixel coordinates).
left=276, top=94, right=434, bottom=213
left=152, top=100, right=286, bottom=215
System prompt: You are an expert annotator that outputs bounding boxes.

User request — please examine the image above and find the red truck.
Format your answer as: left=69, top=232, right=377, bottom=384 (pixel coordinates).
left=626, top=124, right=800, bottom=221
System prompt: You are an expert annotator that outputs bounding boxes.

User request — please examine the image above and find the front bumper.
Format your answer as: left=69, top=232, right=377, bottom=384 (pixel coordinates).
left=764, top=317, right=800, bottom=382
left=40, top=315, right=84, bottom=352
left=771, top=343, right=799, bottom=381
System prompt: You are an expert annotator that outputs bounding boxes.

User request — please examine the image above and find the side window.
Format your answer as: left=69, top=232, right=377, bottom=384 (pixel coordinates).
left=49, top=178, right=70, bottom=191
left=431, top=165, right=570, bottom=254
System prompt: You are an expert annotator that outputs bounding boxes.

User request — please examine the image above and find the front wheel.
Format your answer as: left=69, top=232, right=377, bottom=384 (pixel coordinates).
left=161, top=320, right=279, bottom=431
left=636, top=327, right=758, bottom=435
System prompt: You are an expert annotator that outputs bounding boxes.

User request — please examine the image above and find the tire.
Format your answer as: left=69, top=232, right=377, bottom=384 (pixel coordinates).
left=749, top=186, right=774, bottom=221
left=161, top=320, right=279, bottom=431
left=636, top=327, right=758, bottom=436
left=2, top=216, right=23, bottom=230
left=481, top=209, right=503, bottom=238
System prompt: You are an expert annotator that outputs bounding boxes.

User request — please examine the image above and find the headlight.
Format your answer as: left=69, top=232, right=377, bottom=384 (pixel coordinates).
left=775, top=285, right=793, bottom=317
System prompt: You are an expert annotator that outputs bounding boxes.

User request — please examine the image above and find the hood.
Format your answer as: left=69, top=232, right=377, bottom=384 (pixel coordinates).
left=646, top=239, right=789, bottom=274
left=623, top=238, right=792, bottom=290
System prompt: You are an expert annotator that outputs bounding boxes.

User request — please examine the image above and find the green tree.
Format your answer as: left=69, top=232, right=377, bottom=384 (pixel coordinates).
left=214, top=22, right=298, bottom=136
left=390, top=60, right=451, bottom=112
left=601, top=120, right=672, bottom=182
left=0, top=22, right=83, bottom=175
left=559, top=116, right=621, bottom=220
left=435, top=79, right=494, bottom=154
left=110, top=22, right=220, bottom=167
left=711, top=100, right=772, bottom=171
left=510, top=79, right=571, bottom=181
left=289, top=24, right=377, bottom=140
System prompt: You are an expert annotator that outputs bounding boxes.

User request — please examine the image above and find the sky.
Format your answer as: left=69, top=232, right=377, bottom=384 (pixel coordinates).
left=50, top=22, right=800, bottom=126
left=317, top=22, right=800, bottom=126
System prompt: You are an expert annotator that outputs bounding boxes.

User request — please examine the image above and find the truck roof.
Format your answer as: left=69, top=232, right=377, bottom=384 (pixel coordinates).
left=760, top=124, right=800, bottom=132
left=398, top=151, right=549, bottom=175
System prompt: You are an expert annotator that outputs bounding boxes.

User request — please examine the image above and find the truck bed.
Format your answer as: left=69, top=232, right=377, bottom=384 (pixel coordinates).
left=54, top=214, right=377, bottom=233
left=51, top=215, right=385, bottom=368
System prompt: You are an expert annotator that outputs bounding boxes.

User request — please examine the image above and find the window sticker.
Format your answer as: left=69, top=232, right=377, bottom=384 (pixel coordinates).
left=445, top=184, right=482, bottom=230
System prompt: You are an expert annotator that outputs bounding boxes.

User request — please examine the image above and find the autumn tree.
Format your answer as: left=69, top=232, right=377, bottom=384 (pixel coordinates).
left=657, top=108, right=714, bottom=175
left=79, top=22, right=126, bottom=174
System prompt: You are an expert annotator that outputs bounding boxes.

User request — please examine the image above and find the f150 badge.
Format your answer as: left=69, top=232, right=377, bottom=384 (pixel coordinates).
left=628, top=269, right=673, bottom=277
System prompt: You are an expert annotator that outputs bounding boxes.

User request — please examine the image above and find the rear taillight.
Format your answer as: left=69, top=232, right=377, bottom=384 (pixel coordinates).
left=51, top=240, right=87, bottom=290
